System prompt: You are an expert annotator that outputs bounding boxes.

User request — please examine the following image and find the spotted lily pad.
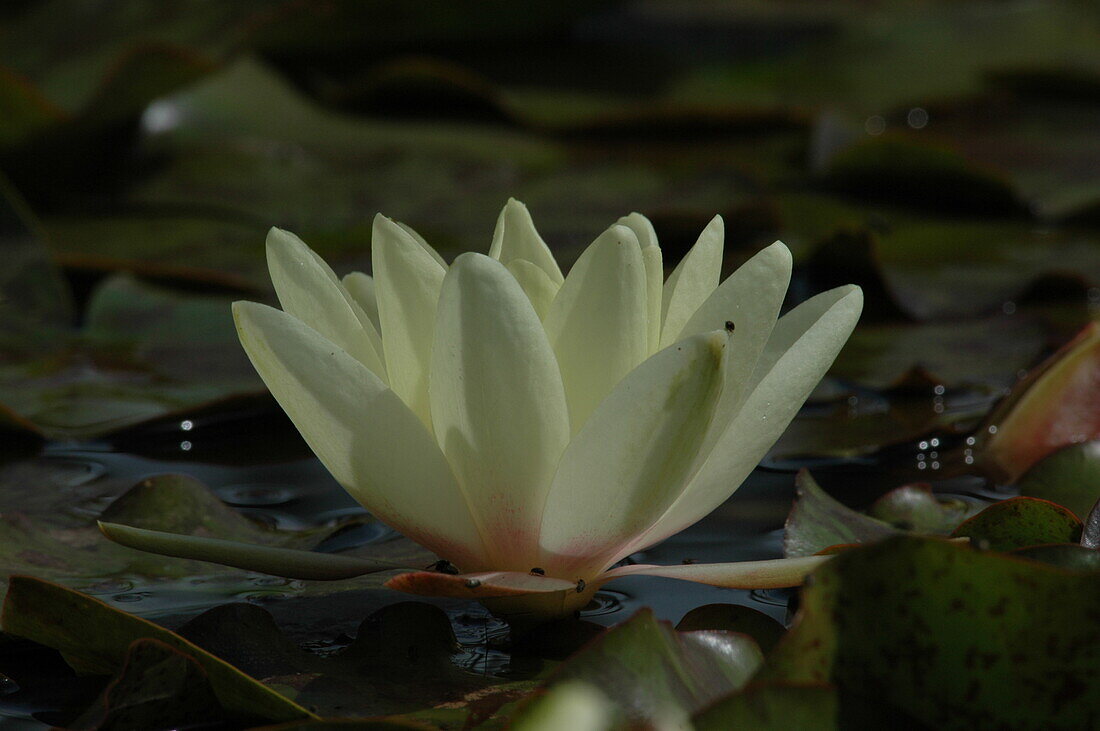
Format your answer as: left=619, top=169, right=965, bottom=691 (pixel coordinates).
left=949, top=496, right=1083, bottom=551
left=1017, top=441, right=1100, bottom=520
left=763, top=536, right=1100, bottom=729
left=868, top=483, right=972, bottom=534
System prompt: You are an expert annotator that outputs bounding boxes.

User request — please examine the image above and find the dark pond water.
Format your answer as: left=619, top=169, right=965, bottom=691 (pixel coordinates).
left=0, top=395, right=1001, bottom=728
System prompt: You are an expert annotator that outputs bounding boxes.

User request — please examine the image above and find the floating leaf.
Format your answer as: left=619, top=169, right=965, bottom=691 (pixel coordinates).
left=694, top=683, right=838, bottom=730
left=68, top=638, right=242, bottom=730
left=542, top=608, right=762, bottom=729
left=1017, top=442, right=1100, bottom=520
left=868, top=483, right=971, bottom=534
left=823, top=136, right=1023, bottom=216
left=763, top=536, right=1100, bottom=729
left=0, top=576, right=314, bottom=722
left=783, top=470, right=899, bottom=558
left=675, top=603, right=785, bottom=654
left=949, top=497, right=1082, bottom=551
left=980, top=323, right=1100, bottom=483
left=1010, top=544, right=1100, bottom=572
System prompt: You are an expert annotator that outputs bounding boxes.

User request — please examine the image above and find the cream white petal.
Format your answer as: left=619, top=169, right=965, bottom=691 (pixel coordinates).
left=430, top=253, right=571, bottom=571
left=489, top=198, right=564, bottom=285
left=233, top=300, right=489, bottom=570
left=542, top=224, right=649, bottom=433
left=341, top=271, right=381, bottom=333
left=539, top=332, right=728, bottom=580
left=598, top=555, right=829, bottom=589
left=506, top=258, right=560, bottom=321
left=396, top=220, right=448, bottom=268
left=628, top=286, right=863, bottom=551
left=681, top=241, right=792, bottom=449
left=659, top=215, right=724, bottom=348
left=372, top=214, right=447, bottom=429
left=617, top=212, right=663, bottom=353
left=749, top=284, right=859, bottom=389
left=266, top=228, right=386, bottom=379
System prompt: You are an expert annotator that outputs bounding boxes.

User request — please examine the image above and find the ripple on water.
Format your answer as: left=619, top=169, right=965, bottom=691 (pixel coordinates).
left=217, top=483, right=302, bottom=506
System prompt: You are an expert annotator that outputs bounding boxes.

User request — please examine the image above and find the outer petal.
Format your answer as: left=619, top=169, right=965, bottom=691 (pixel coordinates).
left=507, top=258, right=560, bottom=320
left=489, top=198, right=564, bottom=285
left=543, top=224, right=649, bottom=433
left=681, top=241, right=793, bottom=451
left=749, top=285, right=860, bottom=390
left=266, top=228, right=386, bottom=379
left=660, top=215, right=724, bottom=348
left=430, top=253, right=571, bottom=571
left=396, top=220, right=448, bottom=268
left=617, top=212, right=663, bottom=354
left=629, top=286, right=863, bottom=551
left=597, top=555, right=829, bottom=589
left=233, top=300, right=489, bottom=570
left=372, top=214, right=447, bottom=429
left=341, top=271, right=381, bottom=333
left=539, top=332, right=728, bottom=580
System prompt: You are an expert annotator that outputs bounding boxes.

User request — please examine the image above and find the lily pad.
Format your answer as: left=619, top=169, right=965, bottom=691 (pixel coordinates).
left=1017, top=441, right=1100, bottom=520
left=763, top=536, right=1100, bottom=729
left=69, top=637, right=244, bottom=730
left=949, top=496, right=1083, bottom=551
left=0, top=576, right=315, bottom=722
left=543, top=608, right=763, bottom=729
left=694, top=683, right=838, bottom=730
left=868, top=483, right=971, bottom=534
left=783, top=470, right=899, bottom=558
left=675, top=603, right=785, bottom=654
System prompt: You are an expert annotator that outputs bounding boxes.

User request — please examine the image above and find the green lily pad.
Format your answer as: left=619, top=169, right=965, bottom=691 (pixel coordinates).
left=783, top=470, right=900, bottom=558
left=868, top=483, right=971, bottom=534
left=823, top=136, right=1023, bottom=216
left=694, top=683, right=838, bottom=730
left=543, top=609, right=763, bottom=729
left=1010, top=544, right=1100, bottom=572
left=0, top=272, right=265, bottom=438
left=949, top=497, right=1083, bottom=551
left=0, top=576, right=315, bottom=722
left=69, top=637, right=245, bottom=730
left=675, top=603, right=785, bottom=655
left=762, top=536, right=1100, bottom=729
left=0, top=472, right=425, bottom=605
left=1018, top=442, right=1100, bottom=520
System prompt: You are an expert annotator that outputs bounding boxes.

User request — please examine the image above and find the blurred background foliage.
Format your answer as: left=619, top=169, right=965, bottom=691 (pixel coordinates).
left=1, top=0, right=1100, bottom=440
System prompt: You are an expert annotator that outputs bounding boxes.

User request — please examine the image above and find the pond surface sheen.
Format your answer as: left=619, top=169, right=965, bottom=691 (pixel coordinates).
left=0, top=400, right=996, bottom=728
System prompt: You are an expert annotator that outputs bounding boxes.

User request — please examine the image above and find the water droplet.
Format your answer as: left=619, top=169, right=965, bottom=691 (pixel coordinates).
left=964, top=455, right=975, bottom=465
left=180, top=419, right=194, bottom=431
left=1002, top=301, right=1016, bottom=315
left=919, top=441, right=929, bottom=450
left=930, top=438, right=940, bottom=448
left=933, top=384, right=945, bottom=396
left=966, top=436, right=976, bottom=446
left=865, top=115, right=886, bottom=135
left=931, top=461, right=941, bottom=470
left=179, top=440, right=192, bottom=451
left=907, top=107, right=929, bottom=129
left=988, top=425, right=998, bottom=435
left=1017, top=369, right=1028, bottom=380
left=917, top=461, right=927, bottom=470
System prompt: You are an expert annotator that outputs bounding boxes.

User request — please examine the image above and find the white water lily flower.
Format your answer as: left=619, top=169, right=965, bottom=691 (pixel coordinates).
left=100, top=199, right=862, bottom=624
